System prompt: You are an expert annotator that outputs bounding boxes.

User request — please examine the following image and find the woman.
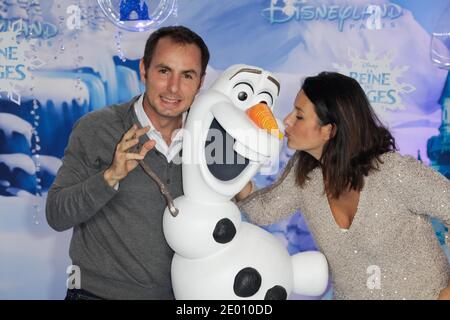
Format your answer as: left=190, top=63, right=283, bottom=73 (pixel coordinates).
left=236, top=72, right=450, bottom=300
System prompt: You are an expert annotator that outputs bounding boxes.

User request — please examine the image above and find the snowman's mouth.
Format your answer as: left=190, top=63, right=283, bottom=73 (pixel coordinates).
left=204, top=118, right=249, bottom=181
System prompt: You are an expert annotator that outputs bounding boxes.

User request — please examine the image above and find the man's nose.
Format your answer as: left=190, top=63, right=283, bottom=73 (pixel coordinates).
left=167, top=75, right=180, bottom=93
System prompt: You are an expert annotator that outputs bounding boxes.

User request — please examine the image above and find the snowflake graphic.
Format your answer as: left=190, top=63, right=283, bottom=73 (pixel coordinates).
left=333, top=47, right=416, bottom=113
left=0, top=20, right=44, bottom=105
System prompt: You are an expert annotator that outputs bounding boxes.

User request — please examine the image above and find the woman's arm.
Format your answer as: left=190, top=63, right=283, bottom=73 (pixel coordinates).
left=394, top=154, right=450, bottom=228
left=237, top=153, right=301, bottom=225
left=235, top=180, right=254, bottom=202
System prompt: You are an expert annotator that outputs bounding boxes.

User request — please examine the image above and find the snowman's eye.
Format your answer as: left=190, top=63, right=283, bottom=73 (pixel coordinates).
left=238, top=91, right=248, bottom=101
left=231, top=82, right=254, bottom=107
left=257, top=91, right=274, bottom=107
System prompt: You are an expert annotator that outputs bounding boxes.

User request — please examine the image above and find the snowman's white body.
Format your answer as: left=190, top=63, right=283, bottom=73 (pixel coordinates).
left=163, top=65, right=328, bottom=299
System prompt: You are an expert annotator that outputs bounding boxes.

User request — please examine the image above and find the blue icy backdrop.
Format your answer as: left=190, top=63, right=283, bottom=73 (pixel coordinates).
left=0, top=0, right=449, bottom=299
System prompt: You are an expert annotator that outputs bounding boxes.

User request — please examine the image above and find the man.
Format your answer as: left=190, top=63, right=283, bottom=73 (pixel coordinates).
left=46, top=26, right=209, bottom=300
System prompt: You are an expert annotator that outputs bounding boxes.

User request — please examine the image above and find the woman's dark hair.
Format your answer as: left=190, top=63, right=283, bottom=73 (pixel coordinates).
left=142, top=25, right=210, bottom=77
left=295, top=71, right=397, bottom=198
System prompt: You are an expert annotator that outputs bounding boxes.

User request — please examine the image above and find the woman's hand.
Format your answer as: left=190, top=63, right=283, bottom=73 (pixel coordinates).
left=235, top=181, right=254, bottom=202
left=437, top=282, right=450, bottom=300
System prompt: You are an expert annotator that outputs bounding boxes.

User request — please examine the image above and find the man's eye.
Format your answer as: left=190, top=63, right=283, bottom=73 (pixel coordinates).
left=296, top=116, right=303, bottom=120
left=159, top=69, right=168, bottom=74
left=184, top=74, right=193, bottom=80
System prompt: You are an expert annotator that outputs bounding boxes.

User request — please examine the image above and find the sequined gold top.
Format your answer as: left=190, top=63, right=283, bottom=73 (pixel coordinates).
left=238, top=152, right=450, bottom=300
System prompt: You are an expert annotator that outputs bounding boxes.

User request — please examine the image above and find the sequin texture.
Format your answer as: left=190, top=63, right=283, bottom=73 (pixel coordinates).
left=238, top=152, right=450, bottom=300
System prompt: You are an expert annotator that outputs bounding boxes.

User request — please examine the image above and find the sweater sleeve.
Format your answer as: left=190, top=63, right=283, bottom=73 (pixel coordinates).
left=395, top=154, right=450, bottom=228
left=237, top=154, right=300, bottom=226
left=45, top=117, right=118, bottom=232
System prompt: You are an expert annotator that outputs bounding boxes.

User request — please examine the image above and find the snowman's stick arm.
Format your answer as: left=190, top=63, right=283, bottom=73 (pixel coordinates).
left=129, top=138, right=179, bottom=217
left=137, top=160, right=179, bottom=217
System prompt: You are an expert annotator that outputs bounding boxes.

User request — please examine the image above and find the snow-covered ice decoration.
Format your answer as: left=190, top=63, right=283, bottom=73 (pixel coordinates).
left=97, top=0, right=177, bottom=32
left=0, top=153, right=36, bottom=176
left=0, top=111, right=43, bottom=225
left=0, top=112, right=33, bottom=145
left=0, top=19, right=44, bottom=105
left=333, top=47, right=416, bottom=114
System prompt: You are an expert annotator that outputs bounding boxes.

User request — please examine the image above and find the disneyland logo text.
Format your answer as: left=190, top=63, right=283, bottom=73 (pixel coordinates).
left=262, top=1, right=403, bottom=32
left=0, top=18, right=58, bottom=39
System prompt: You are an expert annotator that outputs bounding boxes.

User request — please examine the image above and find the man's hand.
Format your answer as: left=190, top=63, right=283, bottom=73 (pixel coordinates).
left=438, top=282, right=450, bottom=300
left=104, top=124, right=156, bottom=187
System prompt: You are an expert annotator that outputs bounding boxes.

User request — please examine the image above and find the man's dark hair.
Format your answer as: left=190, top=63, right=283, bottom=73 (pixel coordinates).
left=143, top=25, right=210, bottom=76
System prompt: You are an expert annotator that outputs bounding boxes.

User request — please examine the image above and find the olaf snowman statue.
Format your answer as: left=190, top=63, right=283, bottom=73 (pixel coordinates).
left=162, top=64, right=329, bottom=300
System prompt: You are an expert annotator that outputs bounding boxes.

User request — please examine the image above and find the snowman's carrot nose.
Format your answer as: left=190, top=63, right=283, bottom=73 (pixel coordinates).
left=245, top=103, right=283, bottom=140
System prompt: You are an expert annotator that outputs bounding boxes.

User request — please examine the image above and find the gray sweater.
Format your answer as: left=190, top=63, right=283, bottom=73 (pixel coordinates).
left=46, top=97, right=182, bottom=299
left=238, top=151, right=450, bottom=299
